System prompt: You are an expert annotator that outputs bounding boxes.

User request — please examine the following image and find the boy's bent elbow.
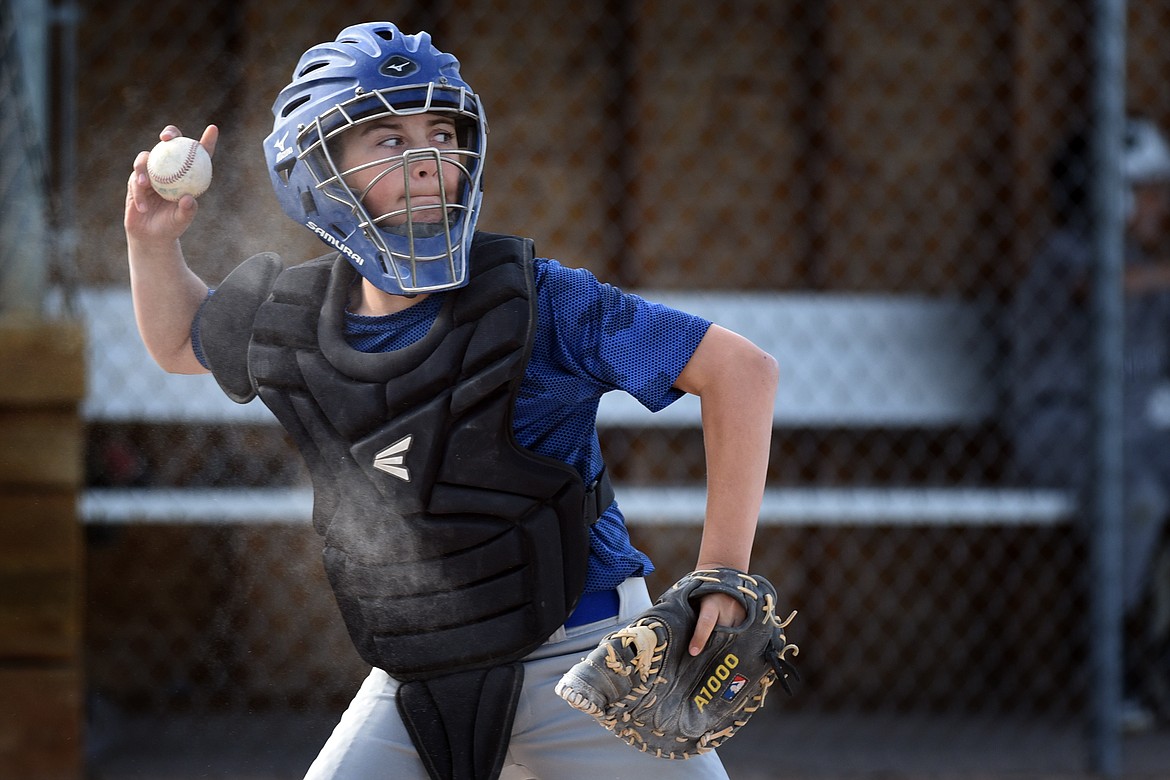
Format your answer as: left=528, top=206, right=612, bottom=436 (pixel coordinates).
left=756, top=346, right=780, bottom=389
left=738, top=340, right=779, bottom=395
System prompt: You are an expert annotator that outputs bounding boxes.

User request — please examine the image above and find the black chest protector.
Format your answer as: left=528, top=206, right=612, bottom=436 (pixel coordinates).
left=201, top=233, right=598, bottom=681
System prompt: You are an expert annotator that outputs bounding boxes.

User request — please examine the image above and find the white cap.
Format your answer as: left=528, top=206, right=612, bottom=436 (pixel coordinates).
left=1124, top=117, right=1170, bottom=184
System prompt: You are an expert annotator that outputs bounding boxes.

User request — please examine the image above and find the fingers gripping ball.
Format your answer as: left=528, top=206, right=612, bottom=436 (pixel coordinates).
left=555, top=569, right=799, bottom=759
left=147, top=137, right=212, bottom=201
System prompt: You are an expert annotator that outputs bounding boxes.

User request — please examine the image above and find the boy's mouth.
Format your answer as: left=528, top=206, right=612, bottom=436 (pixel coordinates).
left=384, top=219, right=449, bottom=238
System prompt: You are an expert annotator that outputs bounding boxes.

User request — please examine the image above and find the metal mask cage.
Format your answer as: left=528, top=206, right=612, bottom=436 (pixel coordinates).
left=295, top=83, right=486, bottom=293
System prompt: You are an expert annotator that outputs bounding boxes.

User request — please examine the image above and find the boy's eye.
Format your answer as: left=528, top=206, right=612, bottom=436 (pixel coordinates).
left=372, top=131, right=454, bottom=150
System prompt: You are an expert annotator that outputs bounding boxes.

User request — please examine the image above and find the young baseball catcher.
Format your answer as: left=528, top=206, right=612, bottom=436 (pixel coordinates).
left=123, top=21, right=798, bottom=780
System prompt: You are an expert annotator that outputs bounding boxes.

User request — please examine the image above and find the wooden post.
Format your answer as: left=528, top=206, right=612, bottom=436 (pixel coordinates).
left=0, top=316, right=86, bottom=780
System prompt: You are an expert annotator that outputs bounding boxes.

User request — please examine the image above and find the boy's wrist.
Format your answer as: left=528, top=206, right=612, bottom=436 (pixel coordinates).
left=127, top=236, right=184, bottom=265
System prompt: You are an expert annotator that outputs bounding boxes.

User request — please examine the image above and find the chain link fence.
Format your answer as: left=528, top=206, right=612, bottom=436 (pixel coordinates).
left=11, top=0, right=1170, bottom=776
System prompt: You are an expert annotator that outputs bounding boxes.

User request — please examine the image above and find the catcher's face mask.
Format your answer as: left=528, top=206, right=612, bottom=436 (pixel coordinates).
left=265, top=22, right=487, bottom=296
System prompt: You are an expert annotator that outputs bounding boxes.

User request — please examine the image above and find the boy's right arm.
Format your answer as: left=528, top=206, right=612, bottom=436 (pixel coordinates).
left=123, top=124, right=218, bottom=375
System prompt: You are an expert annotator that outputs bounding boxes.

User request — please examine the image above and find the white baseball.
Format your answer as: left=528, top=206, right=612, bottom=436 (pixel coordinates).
left=147, top=136, right=213, bottom=201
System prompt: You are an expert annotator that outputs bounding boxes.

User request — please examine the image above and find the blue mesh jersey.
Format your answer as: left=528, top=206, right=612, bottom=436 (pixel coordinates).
left=197, top=256, right=711, bottom=594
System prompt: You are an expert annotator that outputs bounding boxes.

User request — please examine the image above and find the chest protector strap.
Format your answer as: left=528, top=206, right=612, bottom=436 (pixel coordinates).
left=201, top=233, right=599, bottom=780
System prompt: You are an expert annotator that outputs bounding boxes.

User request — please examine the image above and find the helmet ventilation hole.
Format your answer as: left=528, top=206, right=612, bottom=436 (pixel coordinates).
left=282, top=95, right=311, bottom=118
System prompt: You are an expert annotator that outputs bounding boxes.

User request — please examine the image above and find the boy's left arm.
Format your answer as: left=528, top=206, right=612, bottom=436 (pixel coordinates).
left=672, top=324, right=780, bottom=655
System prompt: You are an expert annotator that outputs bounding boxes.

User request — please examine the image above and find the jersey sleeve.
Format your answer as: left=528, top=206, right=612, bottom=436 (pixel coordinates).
left=190, top=291, right=215, bottom=371
left=535, top=259, right=711, bottom=412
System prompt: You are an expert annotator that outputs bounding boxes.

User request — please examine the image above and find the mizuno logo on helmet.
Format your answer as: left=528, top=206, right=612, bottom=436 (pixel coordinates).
left=380, top=55, right=419, bottom=78
left=373, top=435, right=413, bottom=481
left=273, top=131, right=294, bottom=163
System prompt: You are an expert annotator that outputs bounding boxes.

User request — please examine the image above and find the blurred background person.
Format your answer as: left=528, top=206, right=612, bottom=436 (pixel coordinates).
left=1008, top=114, right=1170, bottom=729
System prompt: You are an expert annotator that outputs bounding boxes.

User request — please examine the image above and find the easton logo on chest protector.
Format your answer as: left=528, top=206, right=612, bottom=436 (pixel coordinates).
left=373, top=435, right=413, bottom=481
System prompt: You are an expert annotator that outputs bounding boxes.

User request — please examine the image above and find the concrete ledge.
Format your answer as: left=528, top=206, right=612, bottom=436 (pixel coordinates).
left=79, top=485, right=1076, bottom=527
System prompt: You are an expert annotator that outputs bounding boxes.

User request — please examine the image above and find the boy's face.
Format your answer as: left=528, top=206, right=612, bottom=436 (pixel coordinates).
left=335, top=112, right=464, bottom=227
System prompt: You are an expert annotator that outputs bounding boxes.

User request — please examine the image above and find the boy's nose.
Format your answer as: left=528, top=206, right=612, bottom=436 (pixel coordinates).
left=404, top=148, right=441, bottom=178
